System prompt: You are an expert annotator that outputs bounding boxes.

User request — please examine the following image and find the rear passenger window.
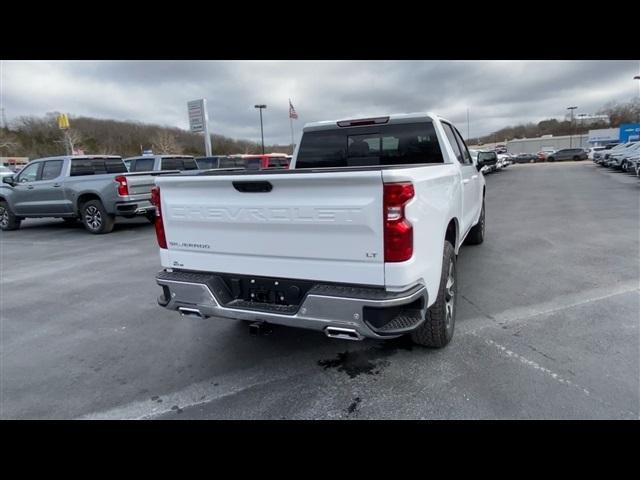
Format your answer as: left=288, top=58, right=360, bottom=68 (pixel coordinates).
left=41, top=160, right=63, bottom=180
left=161, top=158, right=179, bottom=170
left=104, top=158, right=127, bottom=173
left=442, top=123, right=464, bottom=164
left=70, top=158, right=127, bottom=176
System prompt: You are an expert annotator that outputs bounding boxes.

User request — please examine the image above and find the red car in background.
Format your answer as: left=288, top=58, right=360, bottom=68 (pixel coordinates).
left=234, top=153, right=291, bottom=170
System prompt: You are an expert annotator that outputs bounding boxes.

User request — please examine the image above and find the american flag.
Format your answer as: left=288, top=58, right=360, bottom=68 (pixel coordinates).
left=289, top=99, right=298, bottom=119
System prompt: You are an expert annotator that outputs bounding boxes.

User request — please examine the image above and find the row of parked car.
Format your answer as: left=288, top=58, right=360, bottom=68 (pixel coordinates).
left=467, top=147, right=591, bottom=170
left=0, top=153, right=292, bottom=234
left=592, top=141, right=640, bottom=176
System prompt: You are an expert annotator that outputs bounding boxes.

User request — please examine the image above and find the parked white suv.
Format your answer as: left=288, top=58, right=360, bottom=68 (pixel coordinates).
left=152, top=113, right=486, bottom=348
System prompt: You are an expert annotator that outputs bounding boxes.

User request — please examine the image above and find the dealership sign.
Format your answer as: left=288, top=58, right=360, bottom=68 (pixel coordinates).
left=588, top=128, right=619, bottom=143
left=619, top=123, right=640, bottom=142
left=187, top=99, right=207, bottom=133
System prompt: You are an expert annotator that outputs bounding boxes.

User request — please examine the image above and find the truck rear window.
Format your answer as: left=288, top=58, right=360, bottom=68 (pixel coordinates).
left=70, top=158, right=127, bottom=176
left=161, top=157, right=199, bottom=171
left=296, top=122, right=443, bottom=169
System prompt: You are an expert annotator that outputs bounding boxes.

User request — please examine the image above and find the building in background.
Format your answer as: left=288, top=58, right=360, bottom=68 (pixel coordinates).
left=574, top=114, right=610, bottom=126
left=468, top=123, right=637, bottom=154
left=506, top=134, right=589, bottom=154
left=1, top=157, right=29, bottom=169
left=588, top=128, right=620, bottom=146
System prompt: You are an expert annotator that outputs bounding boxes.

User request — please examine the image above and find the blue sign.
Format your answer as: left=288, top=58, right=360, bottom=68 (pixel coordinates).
left=619, top=123, right=640, bottom=142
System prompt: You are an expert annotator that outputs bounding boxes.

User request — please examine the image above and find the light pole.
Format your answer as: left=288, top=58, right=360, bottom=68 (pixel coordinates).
left=567, top=106, right=577, bottom=148
left=466, top=107, right=470, bottom=141
left=634, top=76, right=640, bottom=122
left=254, top=104, right=266, bottom=154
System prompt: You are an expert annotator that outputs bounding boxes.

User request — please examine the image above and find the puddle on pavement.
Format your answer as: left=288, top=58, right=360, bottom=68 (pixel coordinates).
left=317, top=336, right=414, bottom=378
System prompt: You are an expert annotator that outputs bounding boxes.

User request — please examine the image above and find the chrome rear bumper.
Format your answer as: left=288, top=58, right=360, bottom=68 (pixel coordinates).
left=156, top=270, right=428, bottom=340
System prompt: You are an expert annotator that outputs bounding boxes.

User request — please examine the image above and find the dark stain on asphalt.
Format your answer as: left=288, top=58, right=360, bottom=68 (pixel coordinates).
left=347, top=397, right=361, bottom=415
left=318, top=336, right=414, bottom=378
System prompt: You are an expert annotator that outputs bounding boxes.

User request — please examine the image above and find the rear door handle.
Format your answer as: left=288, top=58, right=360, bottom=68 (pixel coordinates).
left=471, top=175, right=478, bottom=179
left=462, top=179, right=470, bottom=185
left=52, top=183, right=61, bottom=187
left=27, top=185, right=34, bottom=189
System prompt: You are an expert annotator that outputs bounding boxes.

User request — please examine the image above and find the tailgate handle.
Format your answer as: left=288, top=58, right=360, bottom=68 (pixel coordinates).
left=233, top=181, right=273, bottom=193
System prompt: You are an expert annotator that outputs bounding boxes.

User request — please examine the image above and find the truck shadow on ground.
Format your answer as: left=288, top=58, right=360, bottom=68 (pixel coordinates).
left=13, top=218, right=154, bottom=233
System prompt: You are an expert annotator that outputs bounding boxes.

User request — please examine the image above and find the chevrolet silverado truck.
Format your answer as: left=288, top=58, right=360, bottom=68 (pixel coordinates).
left=152, top=112, right=487, bottom=348
left=0, top=155, right=171, bottom=234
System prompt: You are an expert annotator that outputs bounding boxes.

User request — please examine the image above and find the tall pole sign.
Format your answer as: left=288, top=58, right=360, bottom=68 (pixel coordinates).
left=188, top=99, right=212, bottom=156
left=57, top=113, right=72, bottom=155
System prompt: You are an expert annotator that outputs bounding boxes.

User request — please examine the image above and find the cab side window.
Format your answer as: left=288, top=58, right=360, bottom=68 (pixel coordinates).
left=441, top=123, right=464, bottom=164
left=452, top=127, right=472, bottom=164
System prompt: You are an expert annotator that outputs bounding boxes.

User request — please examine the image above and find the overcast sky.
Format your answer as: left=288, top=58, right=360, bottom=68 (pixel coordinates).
left=2, top=60, right=639, bottom=145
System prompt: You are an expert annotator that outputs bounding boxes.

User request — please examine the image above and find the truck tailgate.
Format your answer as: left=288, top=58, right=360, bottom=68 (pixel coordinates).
left=125, top=173, right=158, bottom=196
left=156, top=170, right=386, bottom=286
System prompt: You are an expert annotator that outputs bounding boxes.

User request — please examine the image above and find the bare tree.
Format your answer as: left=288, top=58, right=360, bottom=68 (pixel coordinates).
left=151, top=131, right=181, bottom=154
left=64, top=128, right=83, bottom=154
left=0, top=129, right=18, bottom=153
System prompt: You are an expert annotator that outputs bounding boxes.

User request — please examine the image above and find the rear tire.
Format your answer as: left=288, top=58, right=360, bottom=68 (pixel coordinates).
left=465, top=201, right=485, bottom=245
left=410, top=242, right=457, bottom=348
left=573, top=156, right=580, bottom=161
left=0, top=201, right=21, bottom=231
left=80, top=200, right=114, bottom=234
left=548, top=156, right=555, bottom=162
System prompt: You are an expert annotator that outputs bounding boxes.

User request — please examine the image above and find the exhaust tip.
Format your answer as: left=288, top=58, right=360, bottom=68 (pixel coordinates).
left=178, top=307, right=204, bottom=318
left=325, top=327, right=363, bottom=341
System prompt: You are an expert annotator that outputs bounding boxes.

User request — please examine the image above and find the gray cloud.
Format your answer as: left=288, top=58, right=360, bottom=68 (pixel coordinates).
left=2, top=60, right=639, bottom=145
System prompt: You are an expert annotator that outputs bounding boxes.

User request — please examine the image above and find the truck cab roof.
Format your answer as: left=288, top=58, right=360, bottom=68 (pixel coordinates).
left=27, top=155, right=122, bottom=163
left=303, top=112, right=445, bottom=132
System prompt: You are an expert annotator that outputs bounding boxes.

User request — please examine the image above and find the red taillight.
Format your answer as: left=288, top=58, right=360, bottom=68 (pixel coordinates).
left=384, top=182, right=414, bottom=262
left=150, top=186, right=167, bottom=249
left=115, top=175, right=129, bottom=196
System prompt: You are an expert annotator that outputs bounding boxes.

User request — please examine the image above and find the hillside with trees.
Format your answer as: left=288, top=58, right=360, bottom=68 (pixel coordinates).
left=1, top=98, right=638, bottom=159
left=0, top=112, right=294, bottom=159
left=471, top=98, right=639, bottom=145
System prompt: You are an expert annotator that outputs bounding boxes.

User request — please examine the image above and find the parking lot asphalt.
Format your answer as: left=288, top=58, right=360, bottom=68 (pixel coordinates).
left=1, top=161, right=638, bottom=419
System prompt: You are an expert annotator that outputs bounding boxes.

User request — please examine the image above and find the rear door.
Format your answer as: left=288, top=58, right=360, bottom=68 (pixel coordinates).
left=157, top=170, right=386, bottom=286
left=442, top=122, right=477, bottom=234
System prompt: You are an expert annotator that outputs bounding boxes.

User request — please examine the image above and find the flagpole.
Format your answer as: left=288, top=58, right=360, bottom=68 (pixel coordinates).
left=290, top=116, right=294, bottom=153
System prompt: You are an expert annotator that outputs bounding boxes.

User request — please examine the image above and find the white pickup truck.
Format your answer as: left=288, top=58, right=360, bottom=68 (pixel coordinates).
left=152, top=112, right=486, bottom=347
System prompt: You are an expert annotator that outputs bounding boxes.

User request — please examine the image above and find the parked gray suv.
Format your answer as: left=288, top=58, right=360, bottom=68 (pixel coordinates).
left=0, top=155, right=170, bottom=234
left=547, top=148, right=588, bottom=162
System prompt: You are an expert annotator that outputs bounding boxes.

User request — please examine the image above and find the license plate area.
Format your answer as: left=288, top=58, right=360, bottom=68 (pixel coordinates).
left=219, top=273, right=314, bottom=307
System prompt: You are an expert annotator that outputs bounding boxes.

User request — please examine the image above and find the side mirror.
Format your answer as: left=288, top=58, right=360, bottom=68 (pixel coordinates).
left=2, top=175, right=15, bottom=186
